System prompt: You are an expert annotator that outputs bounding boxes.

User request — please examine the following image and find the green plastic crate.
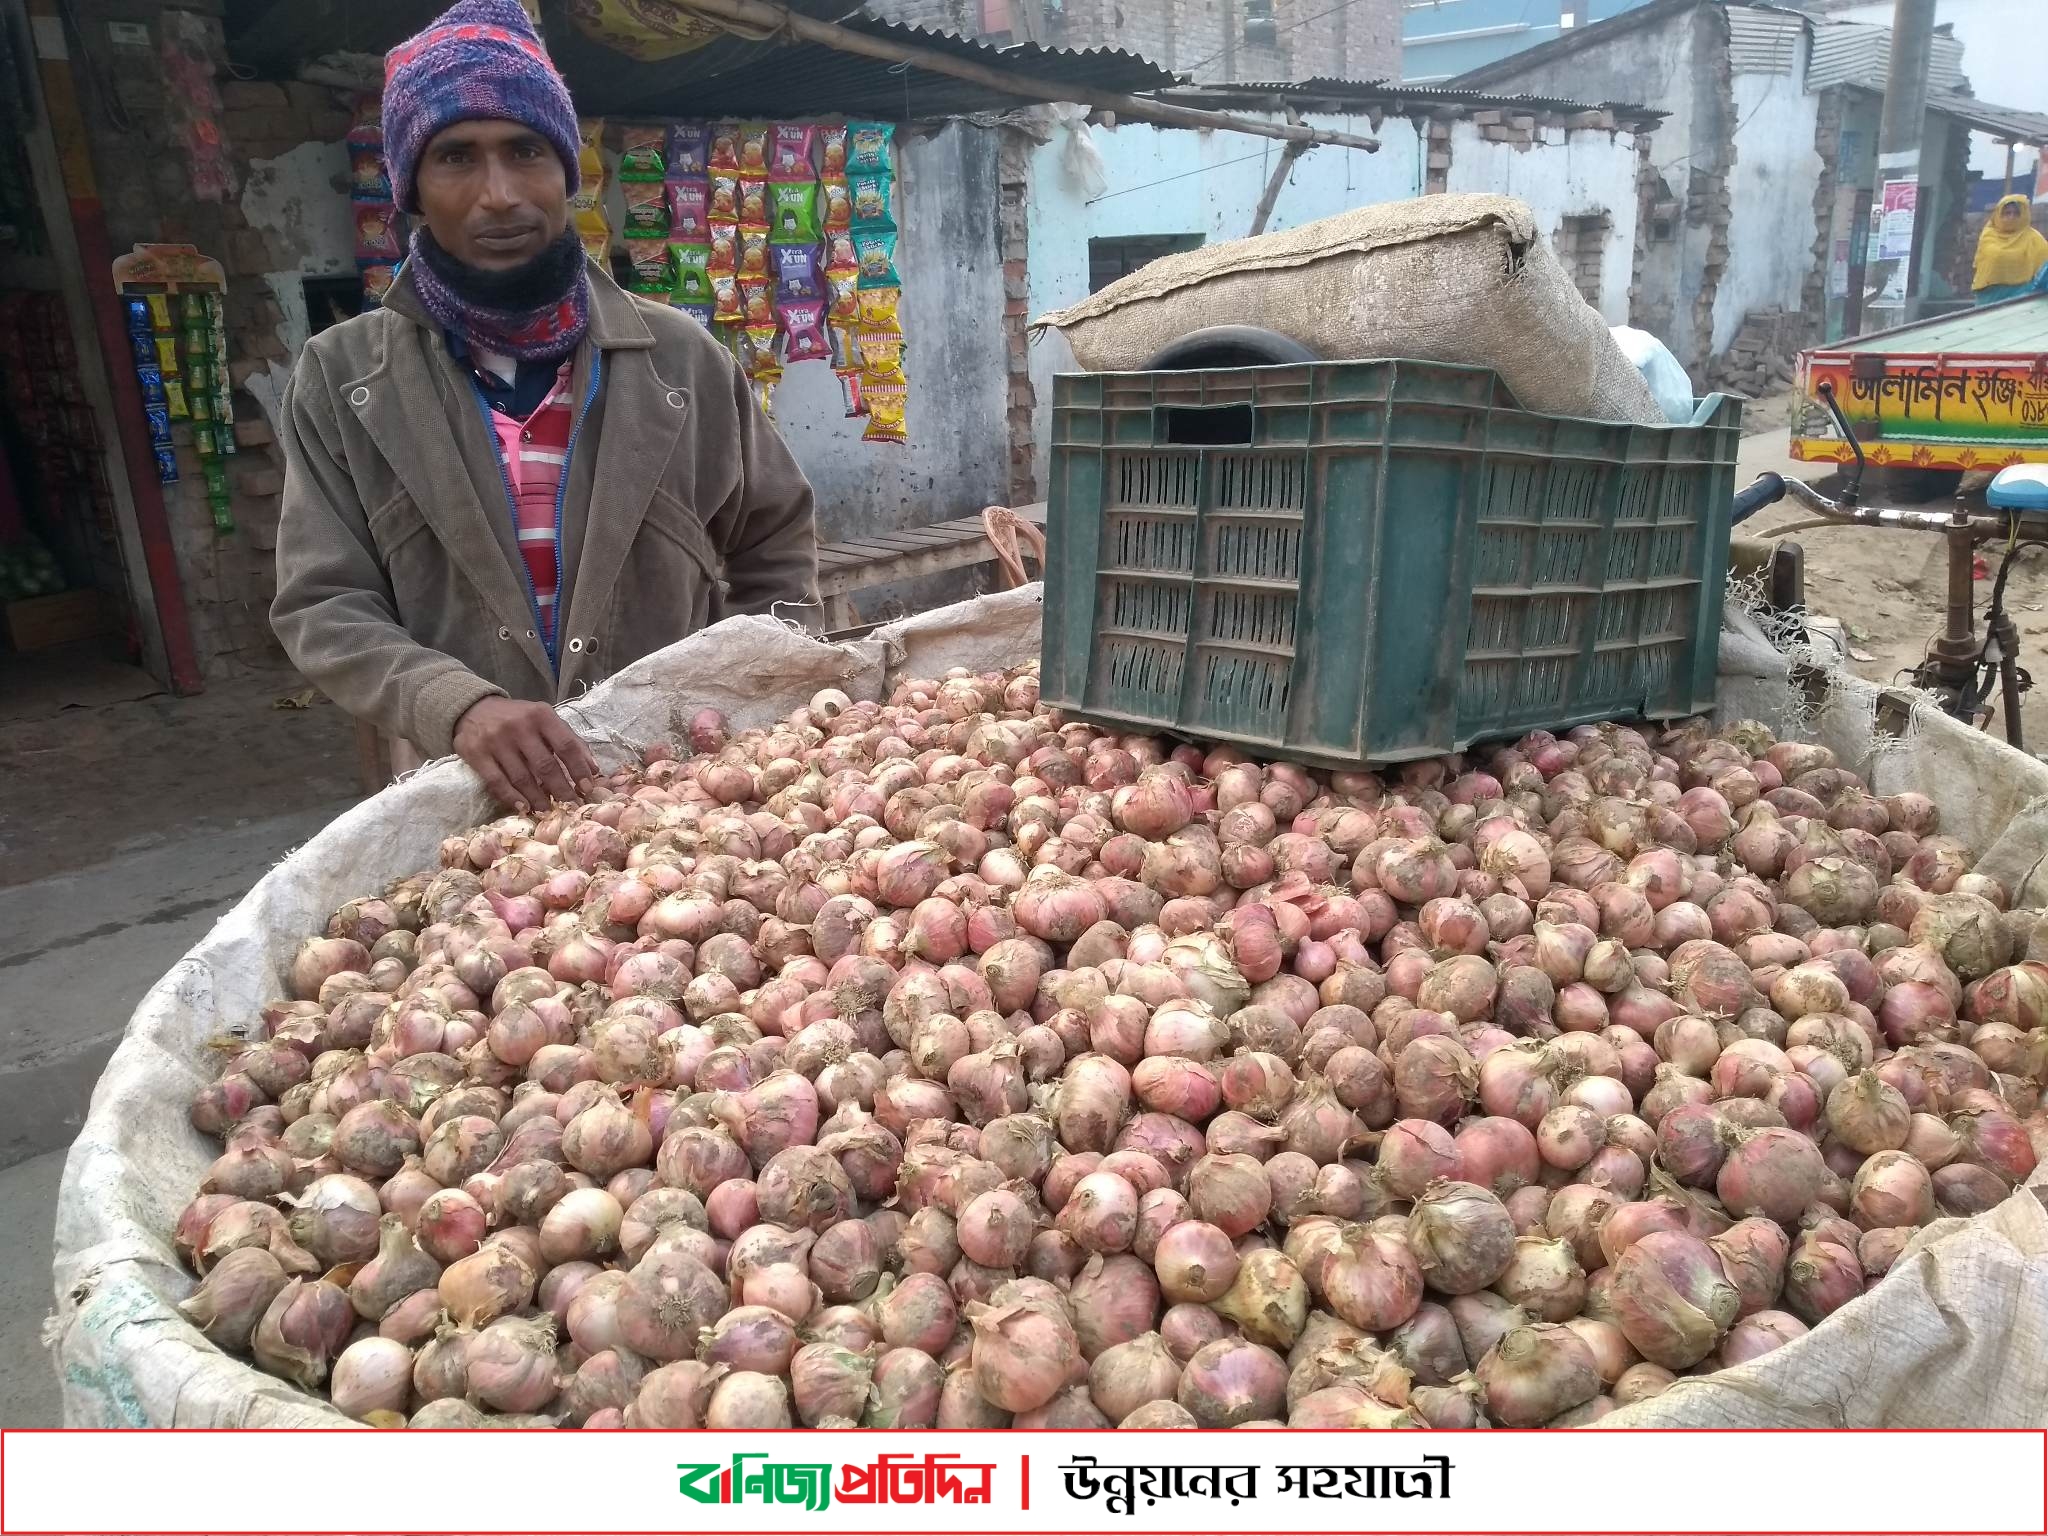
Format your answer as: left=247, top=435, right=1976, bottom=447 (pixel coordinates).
left=1040, top=360, right=1744, bottom=767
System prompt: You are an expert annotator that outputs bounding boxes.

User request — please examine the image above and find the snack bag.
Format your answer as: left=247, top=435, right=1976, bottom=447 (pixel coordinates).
left=774, top=244, right=822, bottom=302
left=737, top=177, right=770, bottom=231
left=145, top=402, right=172, bottom=446
left=666, top=122, right=709, bottom=178
left=361, top=264, right=398, bottom=303
left=624, top=234, right=673, bottom=285
left=671, top=244, right=713, bottom=305
left=827, top=321, right=858, bottom=372
left=147, top=294, right=173, bottom=331
left=575, top=235, right=609, bottom=271
left=738, top=324, right=779, bottom=374
left=708, top=123, right=742, bottom=172
left=824, top=232, right=859, bottom=274
left=752, top=376, right=779, bottom=417
left=858, top=328, right=907, bottom=385
left=769, top=181, right=819, bottom=244
left=821, top=181, right=852, bottom=233
left=667, top=180, right=709, bottom=241
left=355, top=205, right=402, bottom=262
left=707, top=222, right=739, bottom=276
left=709, top=173, right=741, bottom=221
left=578, top=118, right=607, bottom=182
left=854, top=228, right=899, bottom=288
left=849, top=171, right=894, bottom=229
left=711, top=273, right=744, bottom=325
left=835, top=367, right=866, bottom=418
left=827, top=269, right=861, bottom=324
left=621, top=179, right=670, bottom=235
left=163, top=378, right=189, bottom=421
left=738, top=230, right=772, bottom=280
left=155, top=445, right=179, bottom=483
left=771, top=124, right=817, bottom=179
left=349, top=146, right=392, bottom=201
left=780, top=301, right=830, bottom=364
left=618, top=124, right=666, bottom=179
left=737, top=124, right=771, bottom=174
left=348, top=96, right=384, bottom=147
left=154, top=335, right=181, bottom=375
left=863, top=378, right=907, bottom=444
left=857, top=286, right=902, bottom=334
left=126, top=329, right=154, bottom=369
left=739, top=279, right=776, bottom=326
left=847, top=121, right=895, bottom=175
left=573, top=202, right=611, bottom=243
left=673, top=302, right=714, bottom=328
left=819, top=125, right=850, bottom=178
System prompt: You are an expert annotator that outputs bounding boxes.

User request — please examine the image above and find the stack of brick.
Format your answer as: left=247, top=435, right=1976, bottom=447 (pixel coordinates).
left=998, top=128, right=1037, bottom=508
left=1711, top=307, right=1802, bottom=398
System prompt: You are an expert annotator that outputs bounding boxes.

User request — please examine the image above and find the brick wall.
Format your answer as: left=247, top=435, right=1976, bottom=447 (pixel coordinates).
left=66, top=0, right=353, bottom=678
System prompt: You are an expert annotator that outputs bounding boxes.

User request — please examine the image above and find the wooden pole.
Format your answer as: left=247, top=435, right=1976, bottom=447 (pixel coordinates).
left=1249, top=141, right=1307, bottom=237
left=667, top=0, right=1381, bottom=152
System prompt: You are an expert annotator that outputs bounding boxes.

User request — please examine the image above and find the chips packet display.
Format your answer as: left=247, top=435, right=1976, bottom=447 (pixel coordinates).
left=738, top=230, right=772, bottom=280
left=847, top=122, right=895, bottom=175
left=849, top=172, right=894, bottom=229
left=362, top=264, right=398, bottom=303
left=667, top=180, right=709, bottom=241
left=737, top=177, right=770, bottom=230
left=737, top=324, right=779, bottom=374
left=774, top=244, right=823, bottom=302
left=824, top=232, right=859, bottom=274
left=577, top=118, right=607, bottom=182
left=857, top=328, right=907, bottom=385
left=819, top=125, right=850, bottom=178
left=349, top=146, right=392, bottom=201
left=827, top=269, right=861, bottom=324
left=739, top=279, right=776, bottom=325
left=576, top=234, right=609, bottom=270
left=666, top=122, right=709, bottom=178
left=820, top=181, right=852, bottom=233
left=711, top=274, right=743, bottom=324
left=620, top=179, right=669, bottom=235
left=707, top=222, right=739, bottom=276
left=835, top=368, right=866, bottom=418
left=709, top=124, right=743, bottom=172
left=354, top=206, right=402, bottom=262
left=737, top=125, right=771, bottom=174
left=770, top=124, right=816, bottom=179
left=624, top=234, right=672, bottom=285
left=673, top=302, right=714, bottom=328
left=780, top=301, right=829, bottom=363
left=857, top=286, right=902, bottom=334
left=854, top=228, right=899, bottom=288
left=163, top=378, right=189, bottom=421
left=709, top=173, right=741, bottom=221
left=617, top=124, right=666, bottom=179
left=670, top=244, right=713, bottom=305
left=769, top=182, right=819, bottom=245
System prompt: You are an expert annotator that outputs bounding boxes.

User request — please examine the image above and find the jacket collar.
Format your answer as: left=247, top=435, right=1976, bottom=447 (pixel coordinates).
left=382, top=254, right=657, bottom=352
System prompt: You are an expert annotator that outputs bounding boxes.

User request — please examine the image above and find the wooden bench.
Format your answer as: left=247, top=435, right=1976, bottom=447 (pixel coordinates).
left=816, top=502, right=1046, bottom=633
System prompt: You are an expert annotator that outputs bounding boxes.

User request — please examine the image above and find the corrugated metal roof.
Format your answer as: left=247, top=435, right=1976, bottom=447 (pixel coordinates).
left=224, top=0, right=1177, bottom=119
left=1158, top=77, right=1665, bottom=126
left=1805, top=18, right=1966, bottom=94
left=1924, top=91, right=2048, bottom=148
left=1725, top=4, right=1803, bottom=76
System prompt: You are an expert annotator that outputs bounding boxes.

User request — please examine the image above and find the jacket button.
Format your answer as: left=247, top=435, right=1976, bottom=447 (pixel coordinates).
left=525, top=629, right=536, bottom=639
left=665, top=390, right=684, bottom=409
left=349, top=386, right=369, bottom=407
left=497, top=626, right=511, bottom=640
left=567, top=637, right=584, bottom=653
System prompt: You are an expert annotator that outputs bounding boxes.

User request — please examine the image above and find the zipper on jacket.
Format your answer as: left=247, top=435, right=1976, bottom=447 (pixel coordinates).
left=466, top=354, right=601, bottom=675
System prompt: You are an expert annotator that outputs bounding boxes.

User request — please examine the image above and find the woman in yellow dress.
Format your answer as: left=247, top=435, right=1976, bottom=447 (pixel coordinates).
left=1972, top=193, right=2048, bottom=305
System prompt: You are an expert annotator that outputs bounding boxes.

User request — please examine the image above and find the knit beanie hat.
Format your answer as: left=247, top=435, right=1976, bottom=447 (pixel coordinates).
left=382, top=0, right=581, bottom=213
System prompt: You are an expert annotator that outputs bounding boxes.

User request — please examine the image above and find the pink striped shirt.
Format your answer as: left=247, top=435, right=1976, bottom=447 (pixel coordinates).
left=483, top=359, right=574, bottom=649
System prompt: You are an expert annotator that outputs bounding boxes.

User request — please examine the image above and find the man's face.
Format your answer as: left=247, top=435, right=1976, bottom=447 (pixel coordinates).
left=415, top=119, right=569, bottom=270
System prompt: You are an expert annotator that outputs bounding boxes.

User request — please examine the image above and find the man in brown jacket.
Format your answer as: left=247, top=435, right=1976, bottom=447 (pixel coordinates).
left=271, top=0, right=817, bottom=811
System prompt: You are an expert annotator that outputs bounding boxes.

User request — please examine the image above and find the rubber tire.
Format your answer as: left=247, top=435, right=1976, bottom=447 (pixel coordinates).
left=1139, top=325, right=1319, bottom=371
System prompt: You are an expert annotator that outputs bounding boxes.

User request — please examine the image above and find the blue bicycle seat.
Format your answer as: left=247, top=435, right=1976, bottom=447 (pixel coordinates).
left=1989, top=464, right=2048, bottom=511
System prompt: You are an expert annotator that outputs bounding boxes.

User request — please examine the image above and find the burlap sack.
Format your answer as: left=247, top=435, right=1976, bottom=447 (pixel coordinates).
left=45, top=586, right=2048, bottom=1429
left=1034, top=193, right=1664, bottom=424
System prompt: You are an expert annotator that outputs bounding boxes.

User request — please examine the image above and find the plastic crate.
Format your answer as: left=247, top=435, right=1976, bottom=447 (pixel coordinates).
left=1040, top=360, right=1744, bottom=767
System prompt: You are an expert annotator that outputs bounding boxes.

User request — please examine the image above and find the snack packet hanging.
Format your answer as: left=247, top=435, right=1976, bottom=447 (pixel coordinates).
left=738, top=230, right=772, bottom=280
left=576, top=235, right=609, bottom=270
left=738, top=324, right=780, bottom=375
left=739, top=279, right=777, bottom=326
left=354, top=206, right=402, bottom=262
left=774, top=244, right=823, bottom=302
left=858, top=327, right=907, bottom=385
left=711, top=274, right=743, bottom=324
left=667, top=180, right=709, bottom=241
left=847, top=122, right=895, bottom=175
left=707, top=222, right=739, bottom=276
left=752, top=375, right=779, bottom=417
left=737, top=124, right=771, bottom=174
left=673, top=302, right=714, bottom=328
left=348, top=96, right=384, bottom=147
left=154, top=335, right=180, bottom=375
left=863, top=379, right=907, bottom=444
left=146, top=294, right=173, bottom=332
left=824, top=232, right=859, bottom=274
left=827, top=322, right=858, bottom=372
left=854, top=228, right=899, bottom=288
left=779, top=301, right=829, bottom=363
left=770, top=124, right=817, bottom=179
left=618, top=124, right=666, bottom=178
left=857, top=286, right=903, bottom=334
left=821, top=181, right=852, bottom=233
left=349, top=146, right=392, bottom=201
left=624, top=234, right=673, bottom=285
left=578, top=119, right=607, bottom=182
left=849, top=171, right=894, bottom=229
left=670, top=244, right=713, bottom=305
left=819, top=124, right=850, bottom=178
left=621, top=179, right=670, bottom=234
left=709, top=173, right=741, bottom=221
left=737, top=177, right=770, bottom=231
left=769, top=182, right=819, bottom=244
left=827, top=269, right=861, bottom=324
left=362, top=264, right=398, bottom=303
left=666, top=122, right=708, bottom=178
left=163, top=378, right=189, bottom=421
left=835, top=367, right=866, bottom=417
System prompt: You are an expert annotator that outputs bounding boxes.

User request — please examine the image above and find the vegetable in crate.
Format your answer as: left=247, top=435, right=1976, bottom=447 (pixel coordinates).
left=176, top=679, right=2048, bottom=1429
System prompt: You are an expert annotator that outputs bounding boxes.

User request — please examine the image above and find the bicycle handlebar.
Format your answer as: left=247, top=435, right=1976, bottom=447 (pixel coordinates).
left=1730, top=473, right=1786, bottom=526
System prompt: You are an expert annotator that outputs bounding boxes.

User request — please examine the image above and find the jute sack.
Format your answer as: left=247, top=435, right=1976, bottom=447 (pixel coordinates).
left=1034, top=192, right=1664, bottom=424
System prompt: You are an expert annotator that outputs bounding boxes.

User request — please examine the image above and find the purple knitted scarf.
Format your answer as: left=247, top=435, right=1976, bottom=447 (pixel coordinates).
left=407, top=225, right=590, bottom=362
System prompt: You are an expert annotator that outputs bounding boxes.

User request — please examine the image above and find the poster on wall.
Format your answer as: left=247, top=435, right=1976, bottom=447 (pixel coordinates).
left=1877, top=178, right=1918, bottom=262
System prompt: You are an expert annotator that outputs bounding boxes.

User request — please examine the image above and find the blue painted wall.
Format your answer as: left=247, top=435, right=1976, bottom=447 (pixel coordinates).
left=1402, top=0, right=1654, bottom=83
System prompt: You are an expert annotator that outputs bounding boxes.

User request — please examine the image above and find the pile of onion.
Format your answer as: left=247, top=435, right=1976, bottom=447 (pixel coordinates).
left=173, top=672, right=2048, bottom=1429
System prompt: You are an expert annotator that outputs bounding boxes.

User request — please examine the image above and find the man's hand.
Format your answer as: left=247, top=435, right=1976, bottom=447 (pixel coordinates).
left=452, top=697, right=600, bottom=813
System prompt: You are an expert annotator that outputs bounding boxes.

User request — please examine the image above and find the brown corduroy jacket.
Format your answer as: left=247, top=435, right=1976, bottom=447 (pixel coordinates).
left=271, top=259, right=818, bottom=758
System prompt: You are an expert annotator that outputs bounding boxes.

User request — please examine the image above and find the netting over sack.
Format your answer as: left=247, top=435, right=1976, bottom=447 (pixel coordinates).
left=1032, top=193, right=1664, bottom=425
left=46, top=585, right=2048, bottom=1428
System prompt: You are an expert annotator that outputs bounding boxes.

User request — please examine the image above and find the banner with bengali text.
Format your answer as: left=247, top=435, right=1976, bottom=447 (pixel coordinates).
left=2, top=1428, right=2042, bottom=1535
